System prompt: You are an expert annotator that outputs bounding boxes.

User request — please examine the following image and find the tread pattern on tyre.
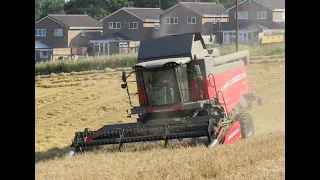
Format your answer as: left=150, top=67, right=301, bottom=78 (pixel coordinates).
left=236, top=113, right=255, bottom=138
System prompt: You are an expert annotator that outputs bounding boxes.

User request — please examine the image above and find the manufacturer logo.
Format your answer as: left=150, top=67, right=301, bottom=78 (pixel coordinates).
left=221, top=73, right=247, bottom=91
left=228, top=128, right=240, bottom=140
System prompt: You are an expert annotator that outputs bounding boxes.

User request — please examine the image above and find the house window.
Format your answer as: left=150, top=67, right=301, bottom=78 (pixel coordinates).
left=40, top=50, right=48, bottom=58
left=54, top=29, right=63, bottom=36
left=35, top=29, right=46, bottom=36
left=187, top=17, right=196, bottom=24
left=223, top=32, right=237, bottom=44
left=94, top=43, right=99, bottom=53
left=223, top=32, right=250, bottom=44
left=119, top=42, right=128, bottom=47
left=80, top=30, right=85, bottom=36
left=166, top=17, right=178, bottom=24
left=154, top=23, right=160, bottom=29
left=212, top=18, right=217, bottom=24
left=109, top=22, right=121, bottom=29
left=129, top=22, right=138, bottom=29
left=234, top=11, right=248, bottom=19
left=282, top=11, right=285, bottom=19
left=238, top=32, right=248, bottom=43
left=223, top=33, right=228, bottom=43
left=257, top=11, right=266, bottom=19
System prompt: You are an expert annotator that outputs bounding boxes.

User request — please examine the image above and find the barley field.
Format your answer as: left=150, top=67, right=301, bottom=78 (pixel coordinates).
left=35, top=56, right=285, bottom=180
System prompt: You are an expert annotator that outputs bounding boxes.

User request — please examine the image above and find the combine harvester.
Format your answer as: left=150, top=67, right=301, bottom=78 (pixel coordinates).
left=70, top=33, right=262, bottom=152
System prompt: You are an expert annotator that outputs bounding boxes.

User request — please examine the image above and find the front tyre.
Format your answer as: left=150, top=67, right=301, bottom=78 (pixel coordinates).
left=235, top=113, right=255, bottom=138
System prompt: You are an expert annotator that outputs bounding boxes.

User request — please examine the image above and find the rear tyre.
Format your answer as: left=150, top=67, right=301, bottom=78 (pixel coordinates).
left=236, top=113, right=255, bottom=138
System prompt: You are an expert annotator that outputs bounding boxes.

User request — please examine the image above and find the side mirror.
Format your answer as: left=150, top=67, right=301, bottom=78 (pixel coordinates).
left=121, top=83, right=127, bottom=89
left=121, top=71, right=126, bottom=82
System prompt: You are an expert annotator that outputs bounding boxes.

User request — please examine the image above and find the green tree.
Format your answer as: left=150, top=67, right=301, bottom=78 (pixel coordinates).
left=35, top=0, right=65, bottom=21
left=64, top=0, right=133, bottom=20
left=219, top=0, right=237, bottom=8
left=128, top=0, right=236, bottom=10
left=35, top=0, right=239, bottom=21
left=35, top=0, right=41, bottom=20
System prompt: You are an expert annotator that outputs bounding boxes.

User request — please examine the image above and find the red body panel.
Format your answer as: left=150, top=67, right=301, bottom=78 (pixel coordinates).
left=223, top=121, right=242, bottom=144
left=210, top=67, right=248, bottom=113
left=137, top=85, right=147, bottom=105
left=191, top=67, right=248, bottom=112
left=84, top=136, right=94, bottom=141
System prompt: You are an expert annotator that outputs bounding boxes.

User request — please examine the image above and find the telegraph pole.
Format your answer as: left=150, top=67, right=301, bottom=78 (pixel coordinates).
left=236, top=0, right=239, bottom=51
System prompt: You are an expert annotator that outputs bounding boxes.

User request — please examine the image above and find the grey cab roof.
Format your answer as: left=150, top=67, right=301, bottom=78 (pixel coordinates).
left=137, top=33, right=206, bottom=61
left=135, top=57, right=191, bottom=69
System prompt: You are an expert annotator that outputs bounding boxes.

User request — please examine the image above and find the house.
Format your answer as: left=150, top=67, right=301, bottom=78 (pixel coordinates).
left=221, top=0, right=285, bottom=44
left=89, top=8, right=163, bottom=55
left=35, top=41, right=53, bottom=62
left=35, top=14, right=103, bottom=55
left=156, top=2, right=229, bottom=38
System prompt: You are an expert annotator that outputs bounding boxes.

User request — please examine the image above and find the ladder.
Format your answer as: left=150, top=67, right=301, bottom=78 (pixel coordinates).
left=208, top=74, right=229, bottom=119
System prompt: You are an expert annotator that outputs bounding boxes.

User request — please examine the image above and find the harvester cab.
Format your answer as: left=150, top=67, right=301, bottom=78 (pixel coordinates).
left=71, top=33, right=263, bottom=153
left=122, top=33, right=217, bottom=114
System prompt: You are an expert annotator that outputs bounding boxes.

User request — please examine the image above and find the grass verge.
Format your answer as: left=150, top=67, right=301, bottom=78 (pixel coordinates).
left=220, top=42, right=285, bottom=56
left=35, top=43, right=284, bottom=76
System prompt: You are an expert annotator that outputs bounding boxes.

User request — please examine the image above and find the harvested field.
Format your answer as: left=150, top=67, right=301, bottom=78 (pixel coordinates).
left=36, top=132, right=284, bottom=180
left=35, top=56, right=285, bottom=179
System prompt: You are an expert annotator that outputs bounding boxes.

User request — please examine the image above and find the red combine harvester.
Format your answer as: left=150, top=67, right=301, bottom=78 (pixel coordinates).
left=71, top=33, right=262, bottom=152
